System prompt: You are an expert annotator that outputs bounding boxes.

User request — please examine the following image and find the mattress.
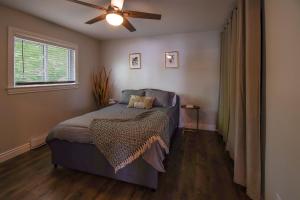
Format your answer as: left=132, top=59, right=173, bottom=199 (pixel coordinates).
left=46, top=103, right=179, bottom=172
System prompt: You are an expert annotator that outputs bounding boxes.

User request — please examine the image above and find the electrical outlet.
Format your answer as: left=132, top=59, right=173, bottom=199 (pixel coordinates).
left=275, top=193, right=282, bottom=200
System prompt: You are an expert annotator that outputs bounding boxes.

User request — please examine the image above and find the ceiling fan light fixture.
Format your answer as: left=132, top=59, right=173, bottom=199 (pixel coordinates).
left=106, top=13, right=124, bottom=26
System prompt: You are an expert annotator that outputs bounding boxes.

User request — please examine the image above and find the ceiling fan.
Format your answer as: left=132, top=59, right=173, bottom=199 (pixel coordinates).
left=66, top=0, right=162, bottom=32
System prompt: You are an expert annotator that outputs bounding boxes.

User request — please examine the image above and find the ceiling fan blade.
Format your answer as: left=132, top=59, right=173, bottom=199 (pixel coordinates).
left=85, top=14, right=107, bottom=24
left=122, top=18, right=136, bottom=32
left=123, top=10, right=161, bottom=20
left=66, top=0, right=106, bottom=11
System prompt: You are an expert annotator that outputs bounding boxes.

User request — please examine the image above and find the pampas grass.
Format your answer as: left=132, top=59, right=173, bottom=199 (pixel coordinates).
left=92, top=67, right=111, bottom=108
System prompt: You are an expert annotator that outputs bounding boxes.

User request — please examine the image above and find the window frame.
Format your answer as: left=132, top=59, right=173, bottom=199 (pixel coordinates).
left=7, top=27, right=79, bottom=94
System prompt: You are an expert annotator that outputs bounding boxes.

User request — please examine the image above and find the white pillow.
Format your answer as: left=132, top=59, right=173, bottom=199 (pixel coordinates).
left=172, top=94, right=177, bottom=107
left=134, top=102, right=146, bottom=109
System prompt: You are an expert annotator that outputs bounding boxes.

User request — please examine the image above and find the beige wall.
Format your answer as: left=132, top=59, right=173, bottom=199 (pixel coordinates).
left=0, top=6, right=101, bottom=154
left=100, top=32, right=220, bottom=130
left=265, top=0, right=300, bottom=199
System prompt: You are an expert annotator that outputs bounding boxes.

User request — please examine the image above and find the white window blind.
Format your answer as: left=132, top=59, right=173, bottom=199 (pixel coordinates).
left=14, top=36, right=76, bottom=86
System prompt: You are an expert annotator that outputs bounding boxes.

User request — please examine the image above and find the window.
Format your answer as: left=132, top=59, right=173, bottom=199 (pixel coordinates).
left=14, top=37, right=76, bottom=86
left=8, top=27, right=78, bottom=94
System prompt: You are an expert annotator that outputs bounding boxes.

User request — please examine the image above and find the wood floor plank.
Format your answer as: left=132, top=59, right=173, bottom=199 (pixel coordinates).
left=0, top=129, right=249, bottom=200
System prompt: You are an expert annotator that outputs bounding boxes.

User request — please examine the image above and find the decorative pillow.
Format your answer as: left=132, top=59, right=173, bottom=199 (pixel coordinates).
left=128, top=96, right=155, bottom=109
left=145, top=89, right=171, bottom=107
left=119, top=90, right=145, bottom=104
left=133, top=102, right=146, bottom=109
left=143, top=96, right=155, bottom=109
left=127, top=95, right=144, bottom=108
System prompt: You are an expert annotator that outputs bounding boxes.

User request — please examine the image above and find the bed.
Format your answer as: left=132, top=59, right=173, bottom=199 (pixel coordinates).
left=46, top=89, right=180, bottom=189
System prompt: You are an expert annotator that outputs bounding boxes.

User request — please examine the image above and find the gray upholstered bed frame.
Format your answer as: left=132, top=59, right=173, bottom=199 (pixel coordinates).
left=47, top=94, right=180, bottom=190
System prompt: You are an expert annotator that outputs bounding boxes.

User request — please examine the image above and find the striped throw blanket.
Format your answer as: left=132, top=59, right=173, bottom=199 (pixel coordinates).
left=89, top=111, right=170, bottom=173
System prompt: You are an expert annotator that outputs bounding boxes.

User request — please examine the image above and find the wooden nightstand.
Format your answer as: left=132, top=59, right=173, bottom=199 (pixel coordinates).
left=181, top=105, right=200, bottom=131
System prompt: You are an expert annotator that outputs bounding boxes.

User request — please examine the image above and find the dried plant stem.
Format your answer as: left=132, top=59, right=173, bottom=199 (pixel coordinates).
left=92, top=67, right=111, bottom=108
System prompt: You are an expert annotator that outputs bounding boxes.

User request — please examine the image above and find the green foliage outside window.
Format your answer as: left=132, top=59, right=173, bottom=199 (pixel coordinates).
left=14, top=37, right=74, bottom=84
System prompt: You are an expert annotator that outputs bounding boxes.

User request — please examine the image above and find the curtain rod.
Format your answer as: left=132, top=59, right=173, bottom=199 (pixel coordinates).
left=223, top=6, right=238, bottom=29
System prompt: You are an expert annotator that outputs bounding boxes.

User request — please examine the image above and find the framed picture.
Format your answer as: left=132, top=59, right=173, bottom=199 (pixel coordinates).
left=165, top=51, right=179, bottom=68
left=129, top=53, right=141, bottom=69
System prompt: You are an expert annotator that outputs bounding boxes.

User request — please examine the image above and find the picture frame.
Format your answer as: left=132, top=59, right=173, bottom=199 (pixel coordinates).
left=165, top=51, right=179, bottom=68
left=129, top=53, right=141, bottom=69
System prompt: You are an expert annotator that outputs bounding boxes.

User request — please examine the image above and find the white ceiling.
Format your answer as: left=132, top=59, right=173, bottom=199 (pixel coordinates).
left=0, top=0, right=235, bottom=40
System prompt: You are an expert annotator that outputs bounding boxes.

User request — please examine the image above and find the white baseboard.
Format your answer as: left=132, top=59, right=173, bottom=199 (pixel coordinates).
left=198, top=124, right=217, bottom=131
left=0, top=134, right=47, bottom=163
left=0, top=143, right=31, bottom=163
left=30, top=134, right=47, bottom=149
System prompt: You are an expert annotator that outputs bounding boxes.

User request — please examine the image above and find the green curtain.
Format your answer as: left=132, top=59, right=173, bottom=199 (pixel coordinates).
left=218, top=21, right=231, bottom=142
left=217, top=0, right=261, bottom=199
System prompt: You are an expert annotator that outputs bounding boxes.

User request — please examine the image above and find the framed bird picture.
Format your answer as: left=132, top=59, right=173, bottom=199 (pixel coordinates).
left=129, top=53, right=141, bottom=69
left=165, top=51, right=179, bottom=68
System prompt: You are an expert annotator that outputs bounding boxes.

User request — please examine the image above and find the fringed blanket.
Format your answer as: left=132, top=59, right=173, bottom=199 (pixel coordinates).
left=89, top=111, right=170, bottom=173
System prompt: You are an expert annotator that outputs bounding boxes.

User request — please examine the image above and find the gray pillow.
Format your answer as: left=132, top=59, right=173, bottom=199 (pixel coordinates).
left=145, top=89, right=171, bottom=107
left=119, top=89, right=145, bottom=104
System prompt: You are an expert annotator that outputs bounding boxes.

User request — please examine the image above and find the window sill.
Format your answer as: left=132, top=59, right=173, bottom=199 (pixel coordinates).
left=7, top=83, right=79, bottom=95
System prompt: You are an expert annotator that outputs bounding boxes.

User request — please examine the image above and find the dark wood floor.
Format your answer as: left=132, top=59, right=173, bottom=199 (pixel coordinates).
left=0, top=130, right=249, bottom=200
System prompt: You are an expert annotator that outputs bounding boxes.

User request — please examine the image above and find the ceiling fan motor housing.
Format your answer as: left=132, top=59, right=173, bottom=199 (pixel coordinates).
left=107, top=5, right=123, bottom=16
